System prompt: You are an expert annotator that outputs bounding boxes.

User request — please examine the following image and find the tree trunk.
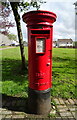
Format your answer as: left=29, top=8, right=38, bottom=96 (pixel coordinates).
left=10, top=2, right=26, bottom=70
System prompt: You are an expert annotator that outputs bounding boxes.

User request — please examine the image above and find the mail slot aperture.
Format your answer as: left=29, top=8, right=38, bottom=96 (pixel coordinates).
left=31, top=30, right=50, bottom=34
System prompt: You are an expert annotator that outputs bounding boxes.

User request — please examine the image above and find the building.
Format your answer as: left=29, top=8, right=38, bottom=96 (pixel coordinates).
left=0, top=33, right=19, bottom=46
left=23, top=41, right=28, bottom=46
left=53, top=41, right=57, bottom=48
left=0, top=33, right=12, bottom=46
left=57, top=39, right=73, bottom=48
left=74, top=2, right=77, bottom=41
left=11, top=40, right=19, bottom=46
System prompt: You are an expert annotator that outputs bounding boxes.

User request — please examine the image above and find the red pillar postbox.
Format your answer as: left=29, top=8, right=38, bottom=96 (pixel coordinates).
left=22, top=10, right=57, bottom=114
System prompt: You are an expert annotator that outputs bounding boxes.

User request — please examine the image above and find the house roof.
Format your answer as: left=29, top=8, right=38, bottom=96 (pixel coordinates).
left=0, top=33, right=18, bottom=46
left=57, top=39, right=73, bottom=42
left=53, top=41, right=57, bottom=43
left=0, top=33, right=12, bottom=45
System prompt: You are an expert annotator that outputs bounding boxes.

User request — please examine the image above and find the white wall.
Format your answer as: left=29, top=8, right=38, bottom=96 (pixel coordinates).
left=0, top=33, right=18, bottom=46
left=58, top=42, right=73, bottom=47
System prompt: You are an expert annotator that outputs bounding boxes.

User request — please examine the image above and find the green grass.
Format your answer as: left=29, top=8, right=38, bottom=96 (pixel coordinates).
left=1, top=47, right=28, bottom=98
left=0, top=47, right=76, bottom=99
left=52, top=48, right=76, bottom=98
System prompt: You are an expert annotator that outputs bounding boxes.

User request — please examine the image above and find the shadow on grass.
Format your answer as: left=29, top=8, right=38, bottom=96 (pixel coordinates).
left=2, top=58, right=29, bottom=112
left=53, top=56, right=75, bottom=62
left=2, top=58, right=29, bottom=100
left=2, top=58, right=28, bottom=82
left=52, top=56, right=75, bottom=75
left=1, top=93, right=29, bottom=113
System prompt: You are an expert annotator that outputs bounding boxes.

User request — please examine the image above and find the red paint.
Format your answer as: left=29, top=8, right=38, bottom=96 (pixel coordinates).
left=22, top=10, right=57, bottom=91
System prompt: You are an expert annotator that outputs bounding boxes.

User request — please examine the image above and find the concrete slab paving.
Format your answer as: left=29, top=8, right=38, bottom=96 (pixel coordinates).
left=58, top=98, right=65, bottom=105
left=1, top=98, right=77, bottom=120
left=68, top=99, right=75, bottom=105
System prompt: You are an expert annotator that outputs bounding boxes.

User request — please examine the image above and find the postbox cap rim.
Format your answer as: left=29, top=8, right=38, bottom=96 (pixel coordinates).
left=22, top=10, right=57, bottom=26
left=22, top=10, right=57, bottom=19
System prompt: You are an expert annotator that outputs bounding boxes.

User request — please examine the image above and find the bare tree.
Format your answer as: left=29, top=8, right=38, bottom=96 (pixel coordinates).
left=3, top=0, right=46, bottom=70
left=0, top=3, right=14, bottom=35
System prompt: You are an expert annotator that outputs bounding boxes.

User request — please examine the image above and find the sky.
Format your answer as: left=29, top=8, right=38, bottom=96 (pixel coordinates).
left=9, top=0, right=76, bottom=42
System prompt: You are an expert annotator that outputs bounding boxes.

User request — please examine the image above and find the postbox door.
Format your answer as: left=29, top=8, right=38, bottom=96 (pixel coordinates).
left=28, top=29, right=52, bottom=91
left=34, top=37, right=52, bottom=90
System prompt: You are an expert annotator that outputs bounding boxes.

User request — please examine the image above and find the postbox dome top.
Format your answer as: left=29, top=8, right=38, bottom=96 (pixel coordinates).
left=22, top=10, right=57, bottom=26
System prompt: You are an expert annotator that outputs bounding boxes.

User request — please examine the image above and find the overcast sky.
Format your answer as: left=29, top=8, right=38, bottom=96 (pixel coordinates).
left=9, top=0, right=76, bottom=41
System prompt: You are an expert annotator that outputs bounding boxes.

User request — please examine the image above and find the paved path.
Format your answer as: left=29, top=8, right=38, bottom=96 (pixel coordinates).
left=0, top=95, right=77, bottom=120
left=0, top=47, right=16, bottom=50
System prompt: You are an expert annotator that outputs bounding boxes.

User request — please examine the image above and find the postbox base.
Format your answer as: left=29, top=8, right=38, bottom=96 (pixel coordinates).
left=28, top=87, right=51, bottom=115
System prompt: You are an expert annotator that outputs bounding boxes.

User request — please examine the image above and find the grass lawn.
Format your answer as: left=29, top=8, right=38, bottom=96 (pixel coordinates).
left=0, top=47, right=76, bottom=99
left=52, top=48, right=76, bottom=98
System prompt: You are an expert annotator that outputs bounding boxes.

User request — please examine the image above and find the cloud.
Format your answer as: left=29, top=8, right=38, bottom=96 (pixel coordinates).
left=9, top=0, right=76, bottom=41
left=45, top=0, right=76, bottom=3
left=40, top=1, right=75, bottom=41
